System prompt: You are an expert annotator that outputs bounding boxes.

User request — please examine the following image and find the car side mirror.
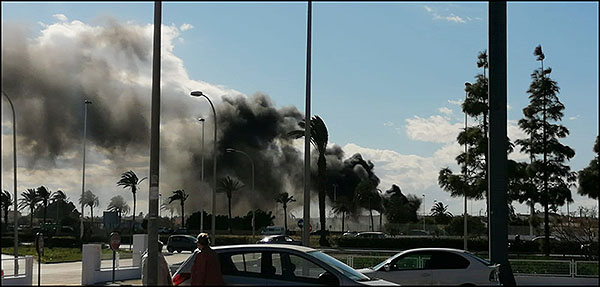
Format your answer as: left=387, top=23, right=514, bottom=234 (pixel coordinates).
left=384, top=263, right=391, bottom=272
left=318, top=271, right=339, bottom=285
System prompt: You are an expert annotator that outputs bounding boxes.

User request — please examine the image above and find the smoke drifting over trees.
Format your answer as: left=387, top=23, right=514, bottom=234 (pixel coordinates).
left=1, top=17, right=393, bottom=216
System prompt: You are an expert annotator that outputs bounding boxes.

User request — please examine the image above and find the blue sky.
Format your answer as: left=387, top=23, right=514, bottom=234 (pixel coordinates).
left=2, top=2, right=598, bottom=217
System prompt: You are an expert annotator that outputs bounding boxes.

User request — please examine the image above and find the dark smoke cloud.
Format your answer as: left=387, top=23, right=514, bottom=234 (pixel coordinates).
left=2, top=18, right=386, bottom=216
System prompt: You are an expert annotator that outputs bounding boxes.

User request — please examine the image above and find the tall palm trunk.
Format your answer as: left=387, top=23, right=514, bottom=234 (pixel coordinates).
left=341, top=211, right=345, bottom=232
left=369, top=199, right=374, bottom=232
left=317, top=154, right=328, bottom=246
left=30, top=206, right=34, bottom=227
left=180, top=202, right=185, bottom=228
left=228, top=196, right=232, bottom=234
left=4, top=207, right=9, bottom=230
left=90, top=205, right=94, bottom=225
left=131, top=193, right=136, bottom=250
left=379, top=212, right=382, bottom=231
left=283, top=204, right=288, bottom=235
left=43, top=200, right=48, bottom=225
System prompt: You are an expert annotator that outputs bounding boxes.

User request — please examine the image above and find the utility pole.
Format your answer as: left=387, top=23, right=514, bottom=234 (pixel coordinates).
left=302, top=0, right=312, bottom=247
left=147, top=1, right=162, bottom=285
left=488, top=1, right=515, bottom=285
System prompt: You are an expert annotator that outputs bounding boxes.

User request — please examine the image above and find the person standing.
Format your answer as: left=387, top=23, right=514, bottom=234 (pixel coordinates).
left=191, top=233, right=224, bottom=285
left=141, top=240, right=173, bottom=286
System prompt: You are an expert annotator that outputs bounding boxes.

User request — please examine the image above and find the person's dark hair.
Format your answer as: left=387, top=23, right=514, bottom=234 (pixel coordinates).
left=197, top=233, right=210, bottom=246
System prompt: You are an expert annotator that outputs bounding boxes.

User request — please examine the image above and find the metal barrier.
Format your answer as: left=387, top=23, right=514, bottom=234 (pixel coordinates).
left=0, top=256, right=34, bottom=286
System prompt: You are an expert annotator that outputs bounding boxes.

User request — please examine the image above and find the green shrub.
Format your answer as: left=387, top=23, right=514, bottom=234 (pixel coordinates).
left=334, top=237, right=489, bottom=251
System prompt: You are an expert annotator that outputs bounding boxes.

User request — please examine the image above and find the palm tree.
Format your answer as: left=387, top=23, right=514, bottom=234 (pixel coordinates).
left=332, top=196, right=354, bottom=232
left=117, top=170, right=147, bottom=235
left=36, top=186, right=51, bottom=225
left=217, top=176, right=245, bottom=234
left=79, top=190, right=99, bottom=224
left=161, top=196, right=177, bottom=223
left=168, top=190, right=189, bottom=228
left=430, top=201, right=453, bottom=224
left=355, top=180, right=381, bottom=232
left=275, top=192, right=296, bottom=235
left=1, top=190, right=12, bottom=231
left=107, top=195, right=130, bottom=221
left=51, top=190, right=68, bottom=224
left=288, top=115, right=330, bottom=246
left=18, top=188, right=39, bottom=227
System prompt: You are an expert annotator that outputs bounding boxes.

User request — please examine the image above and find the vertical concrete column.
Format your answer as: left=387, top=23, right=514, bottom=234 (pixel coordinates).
left=25, top=256, right=34, bottom=286
left=81, top=244, right=102, bottom=285
left=132, top=234, right=148, bottom=267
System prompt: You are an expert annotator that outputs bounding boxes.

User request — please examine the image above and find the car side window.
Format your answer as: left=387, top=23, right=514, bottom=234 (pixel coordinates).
left=428, top=252, right=470, bottom=269
left=391, top=252, right=432, bottom=270
left=221, top=252, right=263, bottom=276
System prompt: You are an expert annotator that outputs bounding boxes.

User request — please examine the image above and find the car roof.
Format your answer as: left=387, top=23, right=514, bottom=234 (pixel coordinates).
left=212, top=243, right=315, bottom=253
left=400, top=247, right=466, bottom=253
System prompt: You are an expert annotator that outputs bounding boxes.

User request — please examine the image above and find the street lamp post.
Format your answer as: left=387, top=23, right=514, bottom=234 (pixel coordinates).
left=198, top=118, right=205, bottom=233
left=225, top=148, right=255, bottom=237
left=190, top=91, right=217, bottom=244
left=464, top=82, right=471, bottom=251
left=81, top=99, right=92, bottom=240
left=2, top=90, right=19, bottom=274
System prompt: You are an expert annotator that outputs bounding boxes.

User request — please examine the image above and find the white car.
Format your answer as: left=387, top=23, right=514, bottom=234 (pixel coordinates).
left=357, top=248, right=500, bottom=286
left=171, top=244, right=398, bottom=286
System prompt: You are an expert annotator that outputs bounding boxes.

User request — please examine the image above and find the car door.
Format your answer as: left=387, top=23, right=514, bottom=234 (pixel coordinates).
left=373, top=251, right=433, bottom=285
left=427, top=251, right=471, bottom=285
left=265, top=251, right=339, bottom=286
left=219, top=252, right=268, bottom=285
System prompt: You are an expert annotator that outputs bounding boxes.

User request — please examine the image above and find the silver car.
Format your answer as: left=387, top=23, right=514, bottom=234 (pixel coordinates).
left=171, top=244, right=398, bottom=286
left=357, top=248, right=500, bottom=286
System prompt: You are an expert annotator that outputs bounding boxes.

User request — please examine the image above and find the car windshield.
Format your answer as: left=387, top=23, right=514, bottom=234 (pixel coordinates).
left=464, top=252, right=493, bottom=266
left=308, top=251, right=371, bottom=282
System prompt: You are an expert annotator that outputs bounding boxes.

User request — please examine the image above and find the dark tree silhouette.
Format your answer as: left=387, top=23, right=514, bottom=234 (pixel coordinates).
left=218, top=176, right=244, bottom=234
left=577, top=136, right=599, bottom=199
left=430, top=201, right=453, bottom=224
left=79, top=190, right=99, bottom=224
left=36, top=186, right=51, bottom=225
left=515, top=45, right=576, bottom=256
left=168, top=189, right=189, bottom=228
left=18, top=188, right=39, bottom=227
left=332, top=196, right=354, bottom=232
left=117, top=170, right=147, bottom=237
left=1, top=190, right=12, bottom=230
left=288, top=115, right=330, bottom=246
left=107, top=195, right=130, bottom=221
left=275, top=192, right=296, bottom=235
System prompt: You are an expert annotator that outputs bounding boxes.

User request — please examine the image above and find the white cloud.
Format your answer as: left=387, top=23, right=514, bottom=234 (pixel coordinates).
left=52, top=14, right=68, bottom=22
left=569, top=115, right=579, bottom=121
left=179, top=23, right=194, bottom=31
left=423, top=5, right=468, bottom=24
left=383, top=121, right=395, bottom=127
left=448, top=99, right=463, bottom=106
left=405, top=115, right=462, bottom=143
left=438, top=107, right=453, bottom=115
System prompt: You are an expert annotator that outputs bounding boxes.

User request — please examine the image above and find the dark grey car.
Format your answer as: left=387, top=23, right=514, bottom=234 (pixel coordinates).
left=167, top=235, right=197, bottom=253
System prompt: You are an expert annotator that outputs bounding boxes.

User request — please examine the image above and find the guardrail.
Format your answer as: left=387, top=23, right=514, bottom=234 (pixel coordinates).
left=322, top=249, right=598, bottom=278
left=0, top=256, right=34, bottom=286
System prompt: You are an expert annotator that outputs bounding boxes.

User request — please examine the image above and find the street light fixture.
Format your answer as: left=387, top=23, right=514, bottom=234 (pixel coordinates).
left=2, top=90, right=19, bottom=274
left=81, top=99, right=92, bottom=240
left=197, top=117, right=205, bottom=233
left=190, top=91, right=217, bottom=244
left=225, top=148, right=255, bottom=237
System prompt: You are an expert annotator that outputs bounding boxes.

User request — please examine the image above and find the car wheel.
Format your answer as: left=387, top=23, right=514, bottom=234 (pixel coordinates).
left=177, top=249, right=181, bottom=253
left=167, top=248, right=173, bottom=253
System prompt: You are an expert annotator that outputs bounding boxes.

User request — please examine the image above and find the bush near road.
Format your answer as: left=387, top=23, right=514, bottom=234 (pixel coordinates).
left=1, top=246, right=132, bottom=263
